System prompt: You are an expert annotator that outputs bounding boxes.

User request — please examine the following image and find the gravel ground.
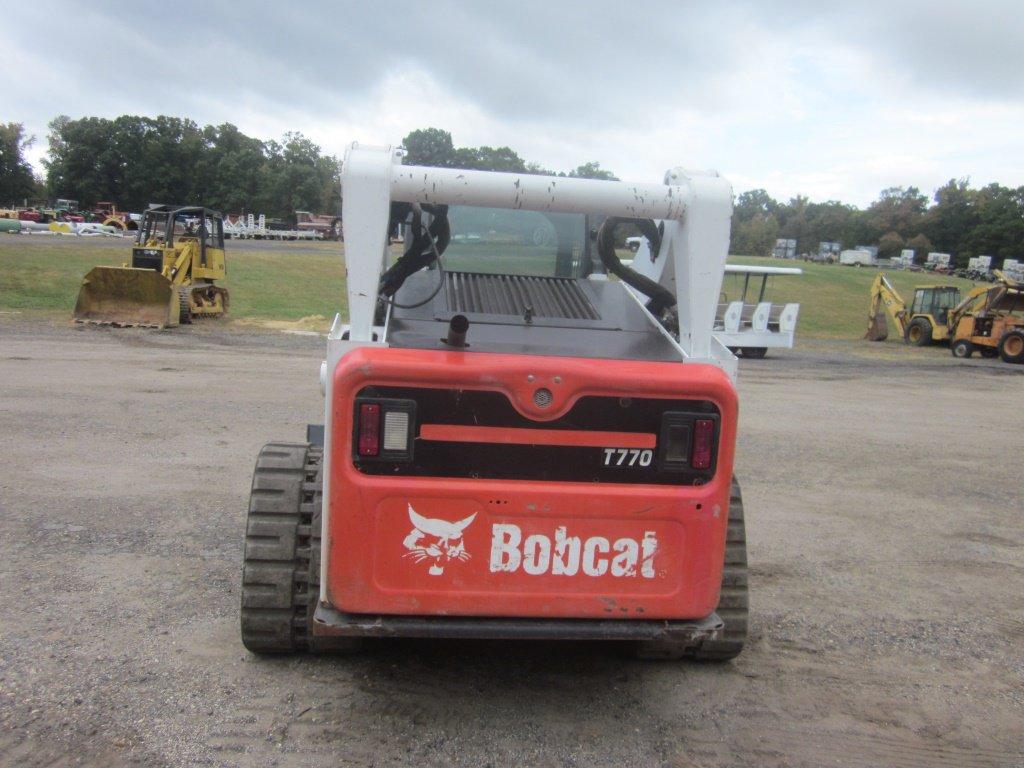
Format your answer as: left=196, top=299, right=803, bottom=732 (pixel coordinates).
left=1, top=315, right=1022, bottom=768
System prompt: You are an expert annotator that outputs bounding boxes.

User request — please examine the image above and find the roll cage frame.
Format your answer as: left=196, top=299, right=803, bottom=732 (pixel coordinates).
left=136, top=205, right=224, bottom=267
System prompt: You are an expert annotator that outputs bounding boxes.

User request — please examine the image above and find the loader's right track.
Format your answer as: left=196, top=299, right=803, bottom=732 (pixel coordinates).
left=178, top=286, right=192, bottom=324
left=635, top=477, right=748, bottom=661
left=691, top=478, right=749, bottom=660
left=180, top=282, right=229, bottom=322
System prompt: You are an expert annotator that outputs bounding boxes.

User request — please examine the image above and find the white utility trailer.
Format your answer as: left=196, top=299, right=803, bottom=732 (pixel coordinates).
left=629, top=237, right=801, bottom=359
left=714, top=265, right=802, bottom=358
left=839, top=249, right=874, bottom=267
left=224, top=213, right=324, bottom=241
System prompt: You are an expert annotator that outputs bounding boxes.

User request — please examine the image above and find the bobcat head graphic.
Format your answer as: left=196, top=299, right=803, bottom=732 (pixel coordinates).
left=402, top=505, right=476, bottom=576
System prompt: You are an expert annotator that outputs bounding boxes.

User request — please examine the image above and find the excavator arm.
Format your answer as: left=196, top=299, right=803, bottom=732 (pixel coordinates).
left=865, top=273, right=908, bottom=341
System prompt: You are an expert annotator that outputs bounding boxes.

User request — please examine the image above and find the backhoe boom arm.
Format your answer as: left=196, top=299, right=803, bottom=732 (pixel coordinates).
left=866, top=273, right=907, bottom=341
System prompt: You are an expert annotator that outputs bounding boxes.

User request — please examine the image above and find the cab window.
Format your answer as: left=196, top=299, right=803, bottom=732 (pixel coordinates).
left=439, top=206, right=587, bottom=278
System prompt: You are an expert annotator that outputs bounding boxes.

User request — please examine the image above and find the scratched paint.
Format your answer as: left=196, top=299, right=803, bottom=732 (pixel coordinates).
left=391, top=165, right=687, bottom=220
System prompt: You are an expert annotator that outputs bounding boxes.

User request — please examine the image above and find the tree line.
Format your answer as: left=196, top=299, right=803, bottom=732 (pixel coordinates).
left=399, top=127, right=617, bottom=180
left=732, top=182, right=1024, bottom=266
left=0, top=123, right=39, bottom=204
left=2, top=117, right=1021, bottom=264
left=41, top=115, right=340, bottom=221
left=2, top=119, right=616, bottom=223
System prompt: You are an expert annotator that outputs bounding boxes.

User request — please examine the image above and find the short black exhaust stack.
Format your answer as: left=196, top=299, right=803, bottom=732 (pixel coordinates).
left=444, top=314, right=469, bottom=347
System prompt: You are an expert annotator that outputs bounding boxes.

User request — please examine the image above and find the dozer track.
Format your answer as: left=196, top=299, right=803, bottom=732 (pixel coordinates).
left=182, top=282, right=229, bottom=321
left=240, top=443, right=358, bottom=653
left=178, top=286, right=191, bottom=324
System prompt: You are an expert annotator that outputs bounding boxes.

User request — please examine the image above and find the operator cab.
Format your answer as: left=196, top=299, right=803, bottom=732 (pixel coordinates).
left=133, top=205, right=224, bottom=270
left=385, top=206, right=678, bottom=362
left=911, top=286, right=960, bottom=324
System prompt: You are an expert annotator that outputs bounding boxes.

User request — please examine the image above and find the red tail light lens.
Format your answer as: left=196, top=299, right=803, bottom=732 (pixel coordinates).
left=691, top=418, right=714, bottom=469
left=357, top=403, right=381, bottom=456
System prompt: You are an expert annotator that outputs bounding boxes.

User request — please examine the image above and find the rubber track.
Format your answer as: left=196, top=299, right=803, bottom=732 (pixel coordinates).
left=240, top=443, right=321, bottom=653
left=690, top=477, right=749, bottom=660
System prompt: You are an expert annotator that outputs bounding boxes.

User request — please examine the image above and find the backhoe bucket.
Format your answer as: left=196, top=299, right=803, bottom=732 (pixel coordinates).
left=865, top=311, right=888, bottom=341
left=73, top=267, right=179, bottom=328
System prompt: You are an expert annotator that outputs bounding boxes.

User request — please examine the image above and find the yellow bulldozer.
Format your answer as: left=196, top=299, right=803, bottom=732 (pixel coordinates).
left=866, top=271, right=1024, bottom=363
left=74, top=205, right=229, bottom=328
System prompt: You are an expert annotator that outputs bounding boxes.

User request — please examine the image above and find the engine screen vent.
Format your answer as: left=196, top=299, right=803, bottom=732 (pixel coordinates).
left=444, top=271, right=599, bottom=321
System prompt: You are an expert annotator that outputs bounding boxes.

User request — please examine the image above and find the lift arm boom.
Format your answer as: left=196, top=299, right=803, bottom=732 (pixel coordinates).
left=865, top=273, right=908, bottom=341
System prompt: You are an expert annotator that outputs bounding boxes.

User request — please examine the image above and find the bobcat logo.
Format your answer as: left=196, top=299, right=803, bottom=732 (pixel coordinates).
left=402, top=505, right=476, bottom=576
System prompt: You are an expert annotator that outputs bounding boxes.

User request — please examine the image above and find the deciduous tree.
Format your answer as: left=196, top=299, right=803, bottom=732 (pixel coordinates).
left=0, top=122, right=38, bottom=203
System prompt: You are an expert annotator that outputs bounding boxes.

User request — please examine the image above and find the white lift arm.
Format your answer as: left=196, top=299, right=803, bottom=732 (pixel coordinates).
left=340, top=142, right=733, bottom=370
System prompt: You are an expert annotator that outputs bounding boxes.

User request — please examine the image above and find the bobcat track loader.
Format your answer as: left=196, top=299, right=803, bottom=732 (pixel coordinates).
left=240, top=145, right=747, bottom=660
left=74, top=205, right=228, bottom=328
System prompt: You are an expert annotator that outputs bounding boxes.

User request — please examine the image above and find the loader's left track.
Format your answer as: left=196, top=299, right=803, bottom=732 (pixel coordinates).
left=240, top=443, right=357, bottom=653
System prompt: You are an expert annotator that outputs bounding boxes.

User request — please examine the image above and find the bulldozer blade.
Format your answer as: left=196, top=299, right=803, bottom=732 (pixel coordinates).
left=864, top=311, right=888, bottom=341
left=73, top=267, right=179, bottom=328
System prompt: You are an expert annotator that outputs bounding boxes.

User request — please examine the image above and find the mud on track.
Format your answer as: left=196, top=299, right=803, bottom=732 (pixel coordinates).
left=1, top=316, right=1022, bottom=767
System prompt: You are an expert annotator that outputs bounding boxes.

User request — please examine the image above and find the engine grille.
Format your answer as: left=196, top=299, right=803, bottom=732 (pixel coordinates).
left=444, top=271, right=599, bottom=321
left=131, top=248, right=163, bottom=272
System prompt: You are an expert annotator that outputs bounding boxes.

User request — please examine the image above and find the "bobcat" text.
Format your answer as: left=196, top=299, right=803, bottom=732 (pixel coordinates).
left=489, top=524, right=658, bottom=578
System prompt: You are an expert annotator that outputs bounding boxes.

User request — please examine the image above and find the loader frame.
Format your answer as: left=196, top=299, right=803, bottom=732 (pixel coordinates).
left=318, top=144, right=735, bottom=615
left=240, top=143, right=749, bottom=659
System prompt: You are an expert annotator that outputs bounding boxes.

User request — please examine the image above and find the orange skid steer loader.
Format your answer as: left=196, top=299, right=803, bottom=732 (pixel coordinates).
left=240, top=145, right=747, bottom=660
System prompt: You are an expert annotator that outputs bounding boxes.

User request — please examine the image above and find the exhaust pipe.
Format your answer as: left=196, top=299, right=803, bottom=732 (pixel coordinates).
left=445, top=314, right=469, bottom=347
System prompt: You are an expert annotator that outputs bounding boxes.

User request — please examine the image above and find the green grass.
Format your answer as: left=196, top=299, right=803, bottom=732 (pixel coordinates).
left=0, top=235, right=985, bottom=340
left=725, top=256, right=980, bottom=338
left=223, top=245, right=348, bottom=321
left=0, top=240, right=123, bottom=311
left=0, top=237, right=350, bottom=323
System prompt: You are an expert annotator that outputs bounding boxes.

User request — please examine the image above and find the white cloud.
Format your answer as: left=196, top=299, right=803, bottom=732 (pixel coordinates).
left=5, top=0, right=1024, bottom=208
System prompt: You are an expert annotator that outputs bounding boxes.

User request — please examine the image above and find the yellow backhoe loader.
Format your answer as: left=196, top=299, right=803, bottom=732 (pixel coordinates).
left=865, top=274, right=961, bottom=345
left=866, top=271, right=1024, bottom=363
left=947, top=272, right=1024, bottom=363
left=74, top=205, right=229, bottom=328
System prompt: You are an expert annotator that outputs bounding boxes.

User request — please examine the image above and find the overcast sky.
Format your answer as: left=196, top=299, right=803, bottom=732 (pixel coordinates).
left=4, top=0, right=1022, bottom=206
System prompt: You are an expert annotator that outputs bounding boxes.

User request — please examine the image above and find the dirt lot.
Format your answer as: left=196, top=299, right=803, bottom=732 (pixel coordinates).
left=1, top=315, right=1022, bottom=768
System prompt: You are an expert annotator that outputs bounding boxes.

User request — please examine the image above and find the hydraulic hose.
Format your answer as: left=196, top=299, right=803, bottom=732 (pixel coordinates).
left=596, top=217, right=676, bottom=314
left=379, top=202, right=450, bottom=297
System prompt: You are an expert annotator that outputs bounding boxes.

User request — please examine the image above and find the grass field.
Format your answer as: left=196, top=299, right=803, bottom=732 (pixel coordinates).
left=0, top=234, right=983, bottom=338
left=0, top=237, right=351, bottom=325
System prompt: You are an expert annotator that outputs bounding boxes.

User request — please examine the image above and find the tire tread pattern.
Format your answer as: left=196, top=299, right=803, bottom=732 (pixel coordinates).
left=240, top=443, right=321, bottom=653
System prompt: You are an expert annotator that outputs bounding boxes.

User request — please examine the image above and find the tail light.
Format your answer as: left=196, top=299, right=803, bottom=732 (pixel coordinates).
left=354, top=398, right=416, bottom=461
left=659, top=412, right=718, bottom=474
left=691, top=418, right=714, bottom=470
left=357, top=403, right=381, bottom=456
